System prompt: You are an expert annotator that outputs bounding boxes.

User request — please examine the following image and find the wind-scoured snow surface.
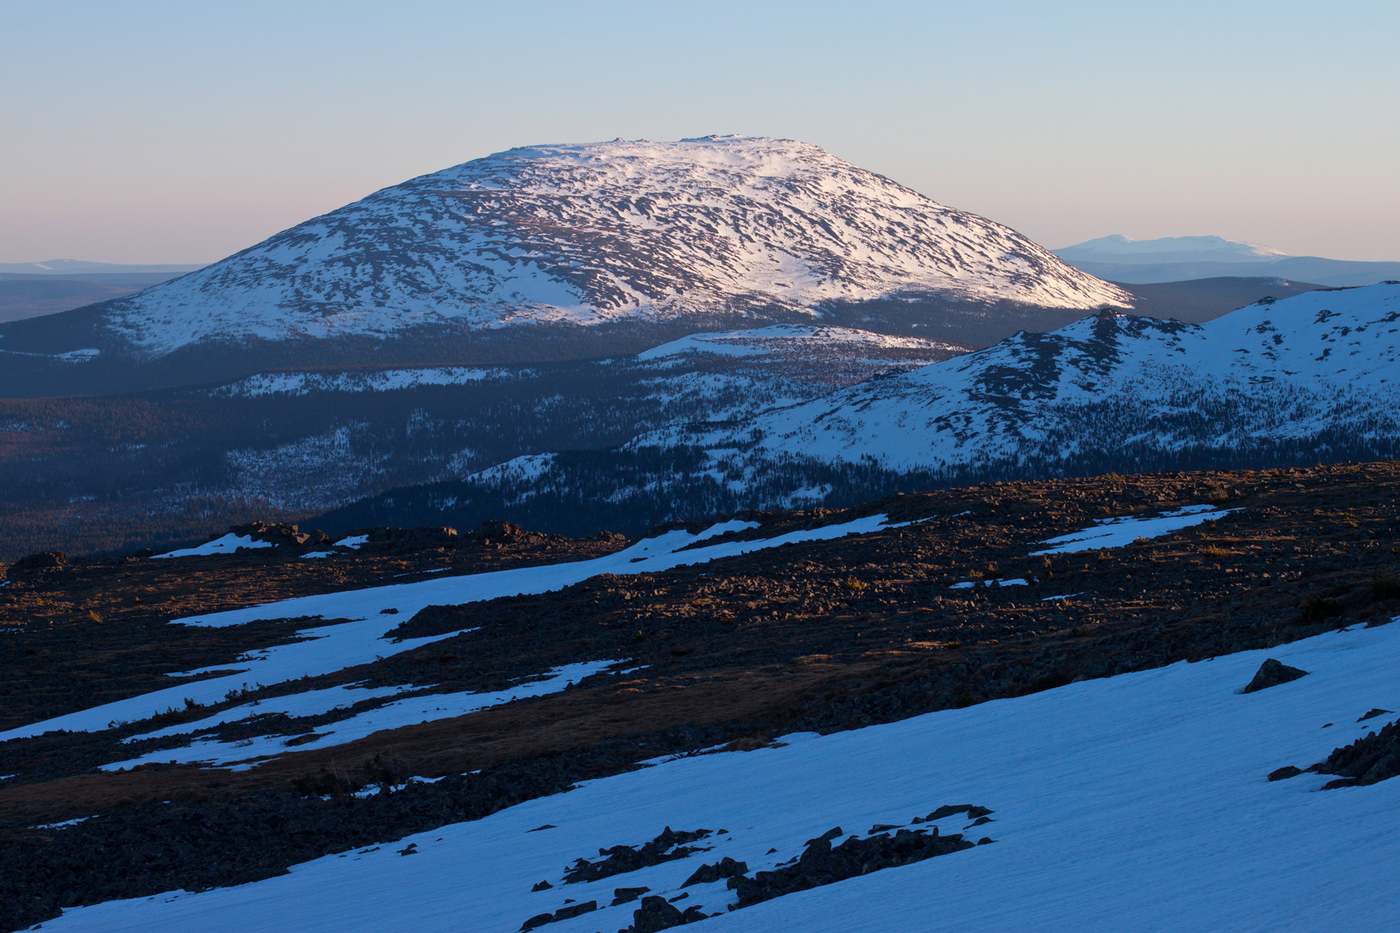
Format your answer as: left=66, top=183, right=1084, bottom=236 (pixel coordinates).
left=44, top=620, right=1400, bottom=932
left=674, top=284, right=1400, bottom=472
left=0, top=513, right=899, bottom=745
left=97, top=136, right=1129, bottom=359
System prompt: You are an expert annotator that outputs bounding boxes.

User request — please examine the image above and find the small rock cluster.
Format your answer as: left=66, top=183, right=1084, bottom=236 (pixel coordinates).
left=563, top=827, right=713, bottom=884
left=462, top=520, right=548, bottom=546
left=914, top=803, right=993, bottom=823
left=680, top=855, right=747, bottom=887
left=1313, top=715, right=1400, bottom=788
left=351, top=525, right=459, bottom=551
left=721, top=821, right=981, bottom=911
left=520, top=899, right=598, bottom=931
left=628, top=895, right=708, bottom=932
left=520, top=824, right=715, bottom=932
left=230, top=522, right=330, bottom=547
left=523, top=811, right=990, bottom=933
left=1268, top=709, right=1398, bottom=788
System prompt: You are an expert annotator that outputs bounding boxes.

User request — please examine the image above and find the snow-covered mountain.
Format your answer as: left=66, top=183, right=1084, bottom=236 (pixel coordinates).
left=679, top=284, right=1400, bottom=473
left=35, top=137, right=1128, bottom=362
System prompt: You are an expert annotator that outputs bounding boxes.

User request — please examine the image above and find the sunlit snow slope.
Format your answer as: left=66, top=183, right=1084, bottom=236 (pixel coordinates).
left=678, top=283, right=1400, bottom=471
left=43, top=620, right=1400, bottom=933
left=88, top=136, right=1129, bottom=359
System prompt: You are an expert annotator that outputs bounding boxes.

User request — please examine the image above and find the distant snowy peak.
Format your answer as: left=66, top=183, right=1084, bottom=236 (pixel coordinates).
left=1054, top=234, right=1290, bottom=265
left=96, top=136, right=1130, bottom=359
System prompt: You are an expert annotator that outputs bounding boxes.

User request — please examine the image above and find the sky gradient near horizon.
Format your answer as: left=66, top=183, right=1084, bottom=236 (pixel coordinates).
left=3, top=0, right=1397, bottom=265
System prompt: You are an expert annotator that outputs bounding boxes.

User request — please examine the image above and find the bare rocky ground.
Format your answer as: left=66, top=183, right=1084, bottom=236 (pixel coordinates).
left=1, top=462, right=1398, bottom=931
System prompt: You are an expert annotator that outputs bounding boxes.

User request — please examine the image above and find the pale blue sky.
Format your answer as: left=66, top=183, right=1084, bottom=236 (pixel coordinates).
left=3, top=0, right=1397, bottom=264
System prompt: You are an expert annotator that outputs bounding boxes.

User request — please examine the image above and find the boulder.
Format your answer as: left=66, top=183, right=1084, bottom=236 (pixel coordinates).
left=682, top=856, right=747, bottom=887
left=632, top=895, right=687, bottom=933
left=552, top=901, right=596, bottom=921
left=1267, top=765, right=1303, bottom=781
left=1242, top=658, right=1308, bottom=693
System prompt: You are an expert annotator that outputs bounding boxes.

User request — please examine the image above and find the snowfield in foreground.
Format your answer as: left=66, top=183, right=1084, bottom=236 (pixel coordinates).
left=44, top=620, right=1400, bottom=932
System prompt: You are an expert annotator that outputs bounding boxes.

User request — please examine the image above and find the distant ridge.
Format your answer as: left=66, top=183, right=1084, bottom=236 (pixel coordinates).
left=0, top=260, right=206, bottom=276
left=1053, top=235, right=1400, bottom=288
left=0, top=263, right=205, bottom=324
left=1055, top=234, right=1288, bottom=265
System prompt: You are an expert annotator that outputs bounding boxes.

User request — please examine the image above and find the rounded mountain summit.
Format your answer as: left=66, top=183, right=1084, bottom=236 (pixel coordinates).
left=0, top=136, right=1131, bottom=391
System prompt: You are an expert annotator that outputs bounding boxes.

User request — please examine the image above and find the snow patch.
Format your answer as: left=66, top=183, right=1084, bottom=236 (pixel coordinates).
left=104, top=660, right=622, bottom=771
left=1031, top=505, right=1235, bottom=555
left=950, top=578, right=1029, bottom=589
left=152, top=534, right=273, bottom=559
left=32, top=816, right=95, bottom=830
